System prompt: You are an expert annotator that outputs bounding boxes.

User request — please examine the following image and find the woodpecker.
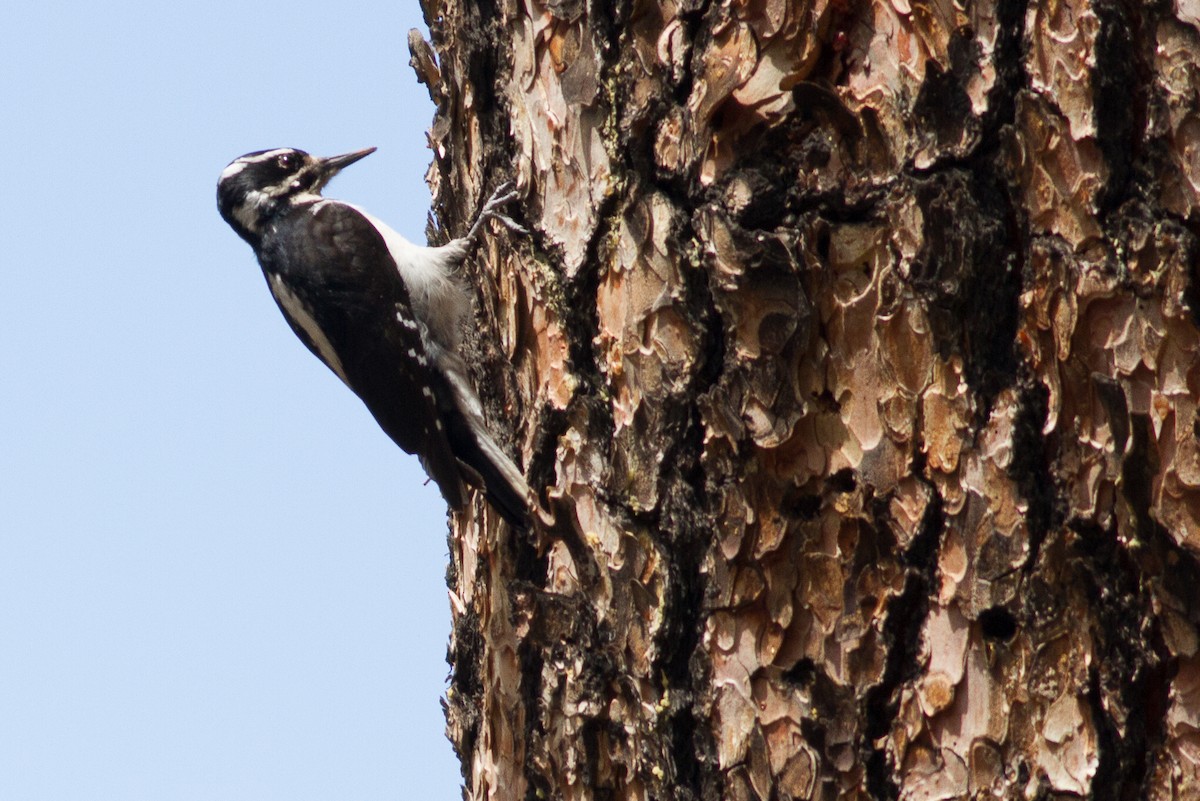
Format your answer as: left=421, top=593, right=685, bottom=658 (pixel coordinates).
left=217, top=147, right=534, bottom=529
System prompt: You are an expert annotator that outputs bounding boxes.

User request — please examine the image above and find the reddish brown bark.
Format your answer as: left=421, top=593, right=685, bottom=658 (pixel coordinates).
left=415, top=0, right=1200, bottom=798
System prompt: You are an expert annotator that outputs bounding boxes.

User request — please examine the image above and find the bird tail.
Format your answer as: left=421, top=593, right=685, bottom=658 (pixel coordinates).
left=456, top=420, right=534, bottom=531
left=435, top=349, right=533, bottom=530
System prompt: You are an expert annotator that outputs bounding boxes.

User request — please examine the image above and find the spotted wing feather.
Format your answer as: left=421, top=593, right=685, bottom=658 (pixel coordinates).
left=258, top=200, right=467, bottom=510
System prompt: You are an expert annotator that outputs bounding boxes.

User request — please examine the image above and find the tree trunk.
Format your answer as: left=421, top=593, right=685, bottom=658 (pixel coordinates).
left=414, top=0, right=1200, bottom=798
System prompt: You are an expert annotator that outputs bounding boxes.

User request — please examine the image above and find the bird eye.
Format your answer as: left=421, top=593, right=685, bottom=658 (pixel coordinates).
left=278, top=153, right=296, bottom=170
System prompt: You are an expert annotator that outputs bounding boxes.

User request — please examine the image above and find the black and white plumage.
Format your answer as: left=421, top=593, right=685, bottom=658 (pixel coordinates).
left=216, top=146, right=533, bottom=529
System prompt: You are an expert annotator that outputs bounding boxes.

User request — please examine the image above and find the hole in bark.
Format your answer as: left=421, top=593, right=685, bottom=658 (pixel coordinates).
left=815, top=225, right=831, bottom=262
left=978, top=605, right=1018, bottom=641
left=827, top=468, right=856, bottom=493
left=781, top=488, right=821, bottom=520
left=782, top=657, right=816, bottom=688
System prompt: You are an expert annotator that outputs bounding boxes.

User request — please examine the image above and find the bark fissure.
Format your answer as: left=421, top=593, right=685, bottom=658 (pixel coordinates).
left=1090, top=0, right=1141, bottom=218
left=1011, top=375, right=1062, bottom=574
left=865, top=452, right=946, bottom=801
left=911, top=170, right=1022, bottom=406
left=981, top=0, right=1030, bottom=139
left=1073, top=516, right=1170, bottom=801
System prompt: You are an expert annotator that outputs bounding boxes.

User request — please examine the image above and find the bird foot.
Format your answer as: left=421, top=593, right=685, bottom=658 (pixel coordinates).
left=467, top=181, right=528, bottom=241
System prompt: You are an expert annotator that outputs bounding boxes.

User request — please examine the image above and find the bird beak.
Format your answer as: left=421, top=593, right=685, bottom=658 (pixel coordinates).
left=319, top=147, right=376, bottom=178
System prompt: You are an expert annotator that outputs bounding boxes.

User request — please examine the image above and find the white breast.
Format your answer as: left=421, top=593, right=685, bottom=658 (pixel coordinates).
left=345, top=203, right=471, bottom=350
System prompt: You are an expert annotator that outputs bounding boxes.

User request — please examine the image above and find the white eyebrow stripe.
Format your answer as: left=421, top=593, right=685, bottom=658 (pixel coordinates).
left=219, top=161, right=247, bottom=180
left=243, top=149, right=291, bottom=164
left=220, top=149, right=293, bottom=181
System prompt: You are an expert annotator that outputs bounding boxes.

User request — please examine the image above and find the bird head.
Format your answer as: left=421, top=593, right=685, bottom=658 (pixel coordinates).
left=216, top=147, right=375, bottom=244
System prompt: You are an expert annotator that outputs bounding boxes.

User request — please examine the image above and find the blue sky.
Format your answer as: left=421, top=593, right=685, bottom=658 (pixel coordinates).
left=1, top=3, right=463, bottom=799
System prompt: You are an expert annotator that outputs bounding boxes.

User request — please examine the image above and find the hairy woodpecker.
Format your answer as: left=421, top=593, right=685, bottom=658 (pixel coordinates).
left=217, top=147, right=534, bottom=529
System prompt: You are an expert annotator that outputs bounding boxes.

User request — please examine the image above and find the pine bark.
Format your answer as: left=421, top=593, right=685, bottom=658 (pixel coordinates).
left=413, top=0, right=1200, bottom=798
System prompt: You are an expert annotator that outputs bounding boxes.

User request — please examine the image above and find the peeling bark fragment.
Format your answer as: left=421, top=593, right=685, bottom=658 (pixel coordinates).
left=1010, top=91, right=1106, bottom=248
left=507, top=2, right=612, bottom=276
left=1156, top=20, right=1200, bottom=216
left=1027, top=0, right=1099, bottom=142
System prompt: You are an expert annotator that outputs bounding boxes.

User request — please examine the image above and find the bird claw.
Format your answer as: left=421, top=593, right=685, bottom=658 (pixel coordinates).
left=485, top=192, right=520, bottom=212
left=468, top=181, right=526, bottom=241
left=484, top=181, right=518, bottom=206
left=488, top=211, right=529, bottom=235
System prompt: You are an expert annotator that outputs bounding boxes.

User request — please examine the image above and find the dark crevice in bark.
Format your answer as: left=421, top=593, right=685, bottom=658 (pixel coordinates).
left=577, top=645, right=629, bottom=796
left=980, top=0, right=1030, bottom=142
left=668, top=1, right=705, bottom=106
left=512, top=526, right=549, bottom=585
left=792, top=180, right=894, bottom=226
left=656, top=508, right=710, bottom=800
left=654, top=410, right=717, bottom=800
left=651, top=198, right=723, bottom=801
left=912, top=32, right=977, bottom=156
left=448, top=607, right=486, bottom=780
left=558, top=29, right=723, bottom=786
left=1091, top=0, right=1142, bottom=219
left=1072, top=512, right=1171, bottom=800
left=518, top=635, right=548, bottom=800
left=1179, top=223, right=1200, bottom=328
left=630, top=155, right=723, bottom=801
left=523, top=591, right=619, bottom=795
left=1011, top=374, right=1064, bottom=575
left=1149, top=536, right=1200, bottom=643
left=1120, top=409, right=1200, bottom=646
left=1122, top=413, right=1162, bottom=543
left=563, top=194, right=620, bottom=404
left=473, top=0, right=500, bottom=24
left=580, top=719, right=605, bottom=793
left=691, top=258, right=728, bottom=408
left=450, top=609, right=485, bottom=696
left=526, top=403, right=571, bottom=515
left=549, top=12, right=622, bottom=415
left=781, top=488, right=822, bottom=521
left=666, top=703, right=706, bottom=801
left=911, top=170, right=1022, bottom=409
left=864, top=445, right=945, bottom=801
left=904, top=0, right=1026, bottom=175
left=902, top=0, right=1031, bottom=420
left=747, top=89, right=870, bottom=224
left=1088, top=661, right=1126, bottom=794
